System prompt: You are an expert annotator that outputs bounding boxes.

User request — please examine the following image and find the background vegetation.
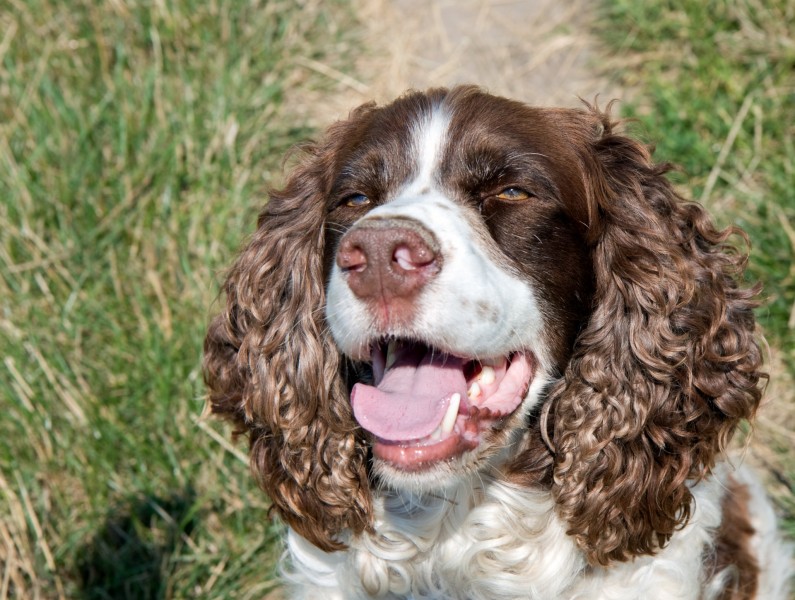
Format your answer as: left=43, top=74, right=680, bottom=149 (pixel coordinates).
left=602, top=0, right=794, bottom=365
left=0, top=0, right=791, bottom=598
left=0, top=0, right=354, bottom=597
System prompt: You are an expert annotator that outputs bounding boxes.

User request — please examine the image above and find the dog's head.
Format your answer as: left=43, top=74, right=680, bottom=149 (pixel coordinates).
left=204, top=87, right=762, bottom=564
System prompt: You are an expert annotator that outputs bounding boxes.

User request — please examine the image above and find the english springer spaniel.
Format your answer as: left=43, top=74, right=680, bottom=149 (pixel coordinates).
left=204, top=86, right=791, bottom=599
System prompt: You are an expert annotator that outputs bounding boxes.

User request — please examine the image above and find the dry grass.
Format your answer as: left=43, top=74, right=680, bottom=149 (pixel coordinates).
left=2, top=0, right=790, bottom=597
left=0, top=0, right=358, bottom=597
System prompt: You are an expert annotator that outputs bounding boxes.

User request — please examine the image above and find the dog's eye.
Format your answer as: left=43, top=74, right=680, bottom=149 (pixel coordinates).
left=494, top=187, right=532, bottom=201
left=342, top=193, right=371, bottom=208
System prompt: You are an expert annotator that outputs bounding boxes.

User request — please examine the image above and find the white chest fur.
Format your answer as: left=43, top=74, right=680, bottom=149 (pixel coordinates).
left=284, top=475, right=725, bottom=600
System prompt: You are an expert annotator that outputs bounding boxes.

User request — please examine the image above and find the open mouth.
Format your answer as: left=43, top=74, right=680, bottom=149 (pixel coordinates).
left=350, top=340, right=535, bottom=471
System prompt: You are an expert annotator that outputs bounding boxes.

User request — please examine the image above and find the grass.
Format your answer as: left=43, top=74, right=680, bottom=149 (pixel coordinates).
left=600, top=0, right=795, bottom=360
left=0, top=0, right=356, bottom=597
left=598, top=0, right=795, bottom=536
left=1, top=0, right=792, bottom=598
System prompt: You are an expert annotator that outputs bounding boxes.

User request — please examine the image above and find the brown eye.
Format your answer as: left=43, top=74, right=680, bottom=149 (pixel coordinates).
left=342, top=193, right=371, bottom=208
left=494, top=187, right=532, bottom=201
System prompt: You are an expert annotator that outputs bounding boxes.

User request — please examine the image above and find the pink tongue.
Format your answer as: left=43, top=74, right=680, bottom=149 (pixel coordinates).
left=351, top=344, right=467, bottom=441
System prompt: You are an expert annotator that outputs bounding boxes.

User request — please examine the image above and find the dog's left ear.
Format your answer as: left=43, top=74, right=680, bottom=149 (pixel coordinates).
left=203, top=112, right=376, bottom=552
left=546, top=108, right=764, bottom=566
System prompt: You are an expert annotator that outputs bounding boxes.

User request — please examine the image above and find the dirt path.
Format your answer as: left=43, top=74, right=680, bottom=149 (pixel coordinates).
left=301, top=0, right=616, bottom=125
left=361, top=0, right=611, bottom=103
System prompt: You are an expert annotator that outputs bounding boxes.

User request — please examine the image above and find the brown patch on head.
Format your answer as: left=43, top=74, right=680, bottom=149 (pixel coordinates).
left=708, top=475, right=760, bottom=599
left=436, top=87, right=596, bottom=370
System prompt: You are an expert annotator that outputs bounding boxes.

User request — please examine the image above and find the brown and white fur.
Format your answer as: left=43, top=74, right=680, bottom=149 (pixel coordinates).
left=204, top=87, right=792, bottom=599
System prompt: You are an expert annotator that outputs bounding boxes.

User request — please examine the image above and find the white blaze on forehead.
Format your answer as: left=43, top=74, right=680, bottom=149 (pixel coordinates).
left=405, top=105, right=451, bottom=195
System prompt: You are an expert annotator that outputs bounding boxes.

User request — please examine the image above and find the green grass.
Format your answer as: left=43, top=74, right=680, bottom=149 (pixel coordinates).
left=600, top=0, right=795, bottom=360
left=0, top=1, right=355, bottom=597
left=598, top=0, right=795, bottom=534
left=2, top=1, right=792, bottom=598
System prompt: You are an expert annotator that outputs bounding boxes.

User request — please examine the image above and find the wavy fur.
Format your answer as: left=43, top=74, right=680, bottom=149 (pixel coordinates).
left=545, top=108, right=764, bottom=564
left=204, top=118, right=374, bottom=551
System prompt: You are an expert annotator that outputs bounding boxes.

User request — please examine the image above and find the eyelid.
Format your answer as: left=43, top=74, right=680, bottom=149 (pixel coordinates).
left=483, top=185, right=536, bottom=202
left=490, top=187, right=534, bottom=201
left=339, top=193, right=371, bottom=208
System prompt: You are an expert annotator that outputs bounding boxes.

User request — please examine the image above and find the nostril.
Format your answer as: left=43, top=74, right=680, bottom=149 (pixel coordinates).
left=338, top=245, right=368, bottom=272
left=393, top=244, right=435, bottom=271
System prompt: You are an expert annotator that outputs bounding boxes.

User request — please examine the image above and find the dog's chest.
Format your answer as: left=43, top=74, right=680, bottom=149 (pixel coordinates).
left=350, top=482, right=584, bottom=599
left=288, top=477, right=719, bottom=600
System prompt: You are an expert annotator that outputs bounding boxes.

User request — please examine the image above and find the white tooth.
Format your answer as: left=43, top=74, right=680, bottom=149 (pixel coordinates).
left=385, top=340, right=398, bottom=369
left=479, top=366, right=496, bottom=385
left=467, top=382, right=482, bottom=400
left=441, top=393, right=461, bottom=434
left=431, top=425, right=442, bottom=440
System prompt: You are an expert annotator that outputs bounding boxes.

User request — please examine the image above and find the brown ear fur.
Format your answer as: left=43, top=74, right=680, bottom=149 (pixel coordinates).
left=546, top=109, right=764, bottom=565
left=203, top=122, right=373, bottom=551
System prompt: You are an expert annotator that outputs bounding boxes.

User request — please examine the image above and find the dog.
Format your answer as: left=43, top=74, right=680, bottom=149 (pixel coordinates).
left=204, top=86, right=791, bottom=599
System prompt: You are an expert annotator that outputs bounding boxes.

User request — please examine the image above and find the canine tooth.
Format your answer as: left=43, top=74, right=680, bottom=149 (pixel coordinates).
left=467, top=382, right=482, bottom=400
left=431, top=425, right=442, bottom=440
left=441, top=393, right=461, bottom=434
left=385, top=340, right=398, bottom=369
left=479, top=366, right=496, bottom=385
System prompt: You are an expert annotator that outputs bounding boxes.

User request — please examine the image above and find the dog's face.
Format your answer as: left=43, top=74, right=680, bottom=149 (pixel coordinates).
left=322, top=90, right=594, bottom=488
left=205, top=86, right=761, bottom=562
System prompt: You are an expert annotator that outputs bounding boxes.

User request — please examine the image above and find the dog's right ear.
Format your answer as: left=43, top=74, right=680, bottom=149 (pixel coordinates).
left=546, top=106, right=763, bottom=566
left=203, top=111, right=377, bottom=551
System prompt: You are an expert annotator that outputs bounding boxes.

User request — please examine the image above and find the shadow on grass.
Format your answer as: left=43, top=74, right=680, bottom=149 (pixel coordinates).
left=75, top=489, right=198, bottom=600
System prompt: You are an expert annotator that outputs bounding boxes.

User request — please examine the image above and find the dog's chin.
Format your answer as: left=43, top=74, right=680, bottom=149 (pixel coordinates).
left=368, top=403, right=531, bottom=493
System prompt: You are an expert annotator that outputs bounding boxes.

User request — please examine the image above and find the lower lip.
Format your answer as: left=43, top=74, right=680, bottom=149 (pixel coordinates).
left=372, top=432, right=479, bottom=471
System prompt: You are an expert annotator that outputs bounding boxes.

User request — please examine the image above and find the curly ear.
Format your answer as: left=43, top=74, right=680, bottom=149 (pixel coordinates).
left=548, top=110, right=764, bottom=565
left=203, top=132, right=372, bottom=552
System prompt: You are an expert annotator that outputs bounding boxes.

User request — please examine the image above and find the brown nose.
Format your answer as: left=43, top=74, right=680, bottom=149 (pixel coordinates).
left=336, top=218, right=440, bottom=302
